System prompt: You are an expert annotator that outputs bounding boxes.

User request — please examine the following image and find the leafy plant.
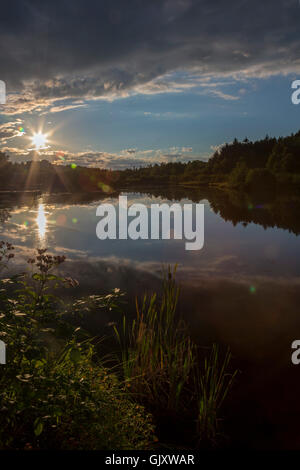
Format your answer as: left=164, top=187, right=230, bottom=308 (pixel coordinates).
left=0, top=246, right=155, bottom=450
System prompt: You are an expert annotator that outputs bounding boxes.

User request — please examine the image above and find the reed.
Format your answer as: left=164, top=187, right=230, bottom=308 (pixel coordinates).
left=114, top=266, right=195, bottom=412
left=195, top=344, right=237, bottom=445
left=114, top=267, right=237, bottom=445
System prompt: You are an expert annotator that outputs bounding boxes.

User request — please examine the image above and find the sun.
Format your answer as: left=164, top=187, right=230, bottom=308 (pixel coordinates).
left=31, top=132, right=47, bottom=150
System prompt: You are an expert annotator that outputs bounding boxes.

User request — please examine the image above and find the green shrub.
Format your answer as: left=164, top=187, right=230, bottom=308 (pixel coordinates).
left=228, top=161, right=248, bottom=188
left=245, top=168, right=276, bottom=191
left=275, top=172, right=293, bottom=186
left=292, top=174, right=300, bottom=187
left=0, top=338, right=154, bottom=450
left=0, top=246, right=155, bottom=450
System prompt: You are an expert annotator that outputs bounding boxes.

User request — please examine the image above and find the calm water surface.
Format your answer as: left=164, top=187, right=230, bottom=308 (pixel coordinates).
left=1, top=188, right=300, bottom=448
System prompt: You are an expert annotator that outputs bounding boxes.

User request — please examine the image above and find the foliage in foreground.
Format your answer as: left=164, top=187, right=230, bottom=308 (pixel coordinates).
left=195, top=344, right=237, bottom=445
left=114, top=267, right=237, bottom=446
left=0, top=242, right=237, bottom=449
left=0, top=243, right=154, bottom=450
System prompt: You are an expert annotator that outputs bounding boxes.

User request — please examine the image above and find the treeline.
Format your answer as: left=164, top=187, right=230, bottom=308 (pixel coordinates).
left=0, top=154, right=118, bottom=193
left=1, top=130, right=300, bottom=193
left=120, top=131, right=300, bottom=191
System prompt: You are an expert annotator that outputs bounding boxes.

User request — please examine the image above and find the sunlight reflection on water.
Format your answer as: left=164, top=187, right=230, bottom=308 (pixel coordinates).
left=36, top=202, right=47, bottom=243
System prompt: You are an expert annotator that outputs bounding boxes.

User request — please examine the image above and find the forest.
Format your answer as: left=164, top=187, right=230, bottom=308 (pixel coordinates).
left=120, top=131, right=300, bottom=191
left=1, top=130, right=300, bottom=194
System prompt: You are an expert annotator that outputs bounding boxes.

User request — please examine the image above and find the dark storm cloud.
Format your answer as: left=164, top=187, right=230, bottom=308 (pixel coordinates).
left=0, top=0, right=300, bottom=111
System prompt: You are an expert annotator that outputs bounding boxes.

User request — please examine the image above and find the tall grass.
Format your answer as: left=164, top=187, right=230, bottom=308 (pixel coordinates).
left=114, top=267, right=238, bottom=445
left=114, top=266, right=195, bottom=412
left=195, top=344, right=237, bottom=445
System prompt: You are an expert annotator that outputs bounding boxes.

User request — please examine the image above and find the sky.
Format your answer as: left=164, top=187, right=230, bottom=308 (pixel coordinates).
left=1, top=0, right=300, bottom=169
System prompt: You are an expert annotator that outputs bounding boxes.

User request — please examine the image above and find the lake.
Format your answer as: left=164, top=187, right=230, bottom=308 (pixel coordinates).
left=1, top=187, right=300, bottom=449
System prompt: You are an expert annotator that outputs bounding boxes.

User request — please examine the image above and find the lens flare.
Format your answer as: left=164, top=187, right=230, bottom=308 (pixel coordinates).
left=31, top=132, right=47, bottom=150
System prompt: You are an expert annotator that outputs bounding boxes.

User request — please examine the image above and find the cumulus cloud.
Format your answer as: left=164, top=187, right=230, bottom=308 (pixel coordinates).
left=2, top=145, right=204, bottom=169
left=47, top=102, right=87, bottom=114
left=0, top=0, right=299, bottom=115
left=0, top=121, right=24, bottom=142
left=205, top=89, right=240, bottom=101
left=210, top=142, right=228, bottom=154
